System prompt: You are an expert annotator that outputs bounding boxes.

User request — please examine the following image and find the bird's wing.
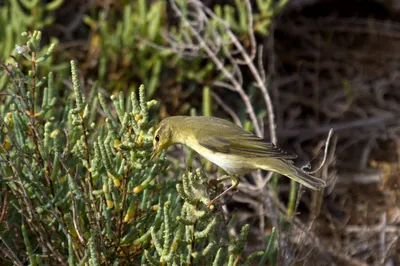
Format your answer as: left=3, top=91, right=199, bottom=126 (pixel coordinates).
left=197, top=134, right=297, bottom=159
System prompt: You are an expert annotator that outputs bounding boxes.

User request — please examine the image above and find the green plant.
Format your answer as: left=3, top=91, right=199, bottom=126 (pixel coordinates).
left=0, top=0, right=66, bottom=91
left=214, top=0, right=288, bottom=36
left=81, top=0, right=218, bottom=103
left=0, top=30, right=274, bottom=265
left=144, top=169, right=266, bottom=265
left=0, top=30, right=170, bottom=265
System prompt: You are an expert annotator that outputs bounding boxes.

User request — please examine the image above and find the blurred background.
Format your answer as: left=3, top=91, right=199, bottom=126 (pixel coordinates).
left=1, top=0, right=400, bottom=264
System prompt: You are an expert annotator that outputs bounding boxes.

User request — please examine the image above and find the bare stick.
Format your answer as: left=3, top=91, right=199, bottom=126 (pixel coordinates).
left=306, top=128, right=334, bottom=175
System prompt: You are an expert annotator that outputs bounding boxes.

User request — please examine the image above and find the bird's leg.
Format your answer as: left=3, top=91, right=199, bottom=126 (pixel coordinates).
left=207, top=175, right=239, bottom=208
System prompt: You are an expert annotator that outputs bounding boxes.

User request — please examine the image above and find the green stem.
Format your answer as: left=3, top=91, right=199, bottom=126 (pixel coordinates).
left=287, top=179, right=297, bottom=216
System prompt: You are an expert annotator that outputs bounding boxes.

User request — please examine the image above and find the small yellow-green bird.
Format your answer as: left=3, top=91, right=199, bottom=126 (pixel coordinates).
left=151, top=116, right=326, bottom=206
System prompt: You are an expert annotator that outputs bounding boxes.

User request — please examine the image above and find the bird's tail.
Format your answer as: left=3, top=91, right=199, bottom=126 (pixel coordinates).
left=259, top=158, right=326, bottom=190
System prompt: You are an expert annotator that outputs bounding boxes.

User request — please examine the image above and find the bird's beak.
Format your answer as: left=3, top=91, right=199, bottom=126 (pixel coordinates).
left=150, top=147, right=159, bottom=160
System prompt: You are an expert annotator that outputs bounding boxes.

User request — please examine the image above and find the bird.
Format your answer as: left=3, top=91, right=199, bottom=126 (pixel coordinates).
left=151, top=116, right=326, bottom=207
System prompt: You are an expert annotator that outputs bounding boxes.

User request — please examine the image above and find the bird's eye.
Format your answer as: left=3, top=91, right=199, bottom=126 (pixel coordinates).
left=155, top=135, right=160, bottom=142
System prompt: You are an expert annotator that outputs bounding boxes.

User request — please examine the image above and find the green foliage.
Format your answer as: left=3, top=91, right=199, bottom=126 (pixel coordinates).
left=214, top=0, right=289, bottom=35
left=0, top=0, right=69, bottom=92
left=0, top=30, right=168, bottom=264
left=145, top=169, right=262, bottom=265
left=257, top=227, right=278, bottom=266
left=76, top=0, right=290, bottom=117
left=0, top=0, right=63, bottom=59
left=82, top=0, right=216, bottom=99
left=83, top=0, right=166, bottom=97
left=0, top=30, right=273, bottom=265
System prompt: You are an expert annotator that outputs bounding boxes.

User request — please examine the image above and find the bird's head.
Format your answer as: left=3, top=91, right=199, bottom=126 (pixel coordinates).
left=151, top=119, right=173, bottom=160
